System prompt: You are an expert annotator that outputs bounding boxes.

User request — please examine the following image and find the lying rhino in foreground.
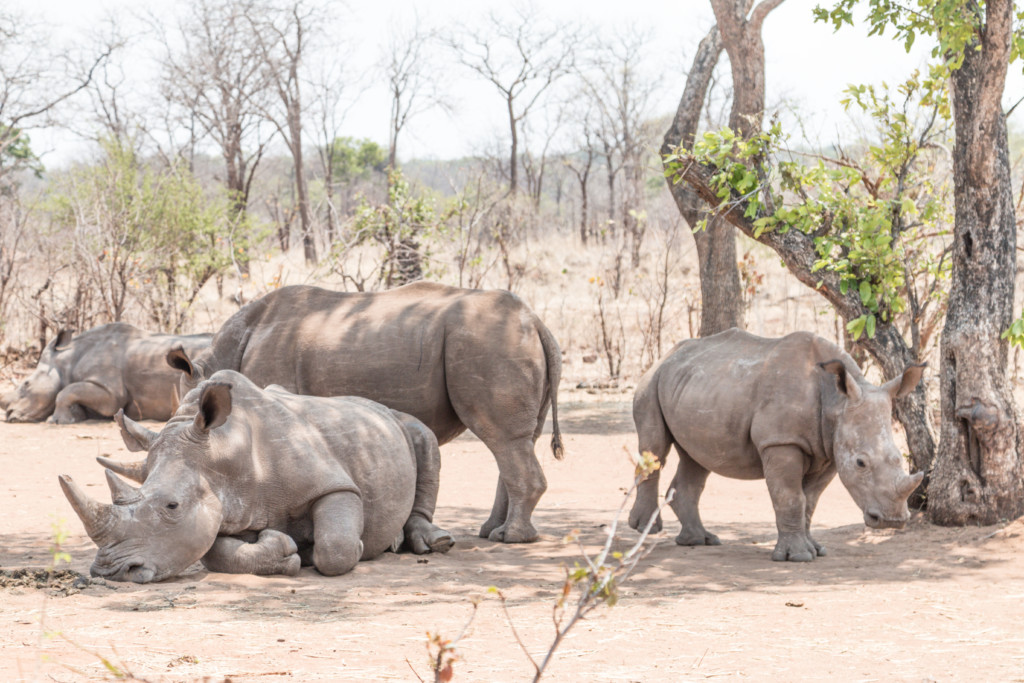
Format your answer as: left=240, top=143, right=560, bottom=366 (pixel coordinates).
left=2, top=323, right=211, bottom=424
left=167, top=282, right=563, bottom=544
left=59, top=370, right=454, bottom=583
left=629, top=329, right=925, bottom=562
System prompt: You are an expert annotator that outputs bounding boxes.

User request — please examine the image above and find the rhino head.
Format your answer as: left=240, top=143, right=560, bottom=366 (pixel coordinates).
left=4, top=329, right=73, bottom=423
left=819, top=360, right=926, bottom=530
left=59, top=382, right=233, bottom=583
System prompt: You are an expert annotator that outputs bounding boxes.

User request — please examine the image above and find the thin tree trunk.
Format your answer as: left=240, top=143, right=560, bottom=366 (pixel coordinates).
left=928, top=0, right=1023, bottom=525
left=508, top=95, right=518, bottom=194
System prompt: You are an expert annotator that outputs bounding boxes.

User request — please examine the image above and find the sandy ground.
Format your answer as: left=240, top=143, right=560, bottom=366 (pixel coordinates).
left=2, top=393, right=1024, bottom=682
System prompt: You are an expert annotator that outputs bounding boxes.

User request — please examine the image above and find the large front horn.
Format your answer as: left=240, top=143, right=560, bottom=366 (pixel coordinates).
left=898, top=471, right=925, bottom=499
left=114, top=409, right=157, bottom=452
left=58, top=475, right=117, bottom=543
left=105, top=469, right=141, bottom=504
left=96, top=455, right=147, bottom=483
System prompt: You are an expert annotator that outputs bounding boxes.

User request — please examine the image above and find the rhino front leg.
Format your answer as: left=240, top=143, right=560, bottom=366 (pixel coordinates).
left=669, top=448, right=720, bottom=546
left=396, top=415, right=454, bottom=554
left=201, top=530, right=301, bottom=576
left=802, top=466, right=837, bottom=557
left=50, top=382, right=120, bottom=423
left=311, top=491, right=365, bottom=576
left=762, top=445, right=817, bottom=562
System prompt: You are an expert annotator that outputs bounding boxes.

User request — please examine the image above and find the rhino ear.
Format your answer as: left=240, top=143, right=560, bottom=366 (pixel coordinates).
left=195, top=381, right=233, bottom=433
left=884, top=363, right=926, bottom=400
left=167, top=345, right=199, bottom=380
left=819, top=359, right=862, bottom=402
left=53, top=328, right=74, bottom=350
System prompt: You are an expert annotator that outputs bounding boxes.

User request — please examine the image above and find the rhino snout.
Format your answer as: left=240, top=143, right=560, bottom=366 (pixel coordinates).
left=863, top=509, right=909, bottom=530
left=91, top=558, right=156, bottom=584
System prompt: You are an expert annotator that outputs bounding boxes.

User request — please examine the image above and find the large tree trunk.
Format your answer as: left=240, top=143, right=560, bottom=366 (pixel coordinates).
left=662, top=25, right=744, bottom=337
left=928, top=0, right=1024, bottom=525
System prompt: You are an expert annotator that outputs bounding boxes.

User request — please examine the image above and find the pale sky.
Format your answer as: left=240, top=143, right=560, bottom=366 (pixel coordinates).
left=11, top=0, right=1024, bottom=167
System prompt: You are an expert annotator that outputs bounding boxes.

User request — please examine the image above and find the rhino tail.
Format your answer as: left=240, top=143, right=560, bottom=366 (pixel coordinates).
left=536, top=319, right=564, bottom=460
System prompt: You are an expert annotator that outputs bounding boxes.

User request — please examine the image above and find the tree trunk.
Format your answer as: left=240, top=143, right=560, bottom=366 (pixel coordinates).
left=928, top=0, right=1023, bottom=525
left=662, top=25, right=743, bottom=336
left=508, top=95, right=518, bottom=194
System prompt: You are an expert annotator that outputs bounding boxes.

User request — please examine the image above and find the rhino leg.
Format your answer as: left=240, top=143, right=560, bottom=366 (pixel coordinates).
left=669, top=448, right=721, bottom=546
left=50, top=382, right=120, bottom=423
left=311, top=491, right=365, bottom=576
left=802, top=466, right=837, bottom=557
left=762, top=445, right=818, bottom=562
left=479, top=481, right=509, bottom=540
left=201, top=530, right=301, bottom=576
left=397, top=415, right=454, bottom=554
left=481, top=437, right=547, bottom=543
left=628, top=389, right=673, bottom=534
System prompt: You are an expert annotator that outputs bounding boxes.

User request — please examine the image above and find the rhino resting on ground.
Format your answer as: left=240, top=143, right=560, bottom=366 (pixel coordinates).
left=59, top=370, right=454, bottom=582
left=629, top=329, right=925, bottom=562
left=1, top=323, right=211, bottom=424
left=166, top=282, right=563, bottom=544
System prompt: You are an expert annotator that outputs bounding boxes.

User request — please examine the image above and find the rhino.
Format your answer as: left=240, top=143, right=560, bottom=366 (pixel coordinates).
left=628, top=329, right=925, bottom=562
left=165, top=282, right=563, bottom=544
left=1, top=323, right=211, bottom=424
left=58, top=370, right=454, bottom=583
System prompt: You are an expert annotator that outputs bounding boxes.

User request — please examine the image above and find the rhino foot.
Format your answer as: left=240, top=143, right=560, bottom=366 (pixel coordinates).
left=675, top=528, right=721, bottom=546
left=628, top=503, right=663, bottom=534
left=771, top=533, right=818, bottom=562
left=404, top=517, right=455, bottom=555
left=479, top=517, right=503, bottom=539
left=256, top=529, right=301, bottom=576
left=487, top=521, right=538, bottom=544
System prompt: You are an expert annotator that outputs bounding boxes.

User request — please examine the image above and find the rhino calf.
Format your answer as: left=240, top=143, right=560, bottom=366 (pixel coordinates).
left=629, top=329, right=924, bottom=562
left=2, top=323, right=211, bottom=424
left=59, top=370, right=453, bottom=582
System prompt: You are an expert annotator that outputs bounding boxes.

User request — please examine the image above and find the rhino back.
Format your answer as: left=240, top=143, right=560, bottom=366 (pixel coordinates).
left=209, top=283, right=543, bottom=444
left=653, top=329, right=848, bottom=478
left=60, top=323, right=145, bottom=399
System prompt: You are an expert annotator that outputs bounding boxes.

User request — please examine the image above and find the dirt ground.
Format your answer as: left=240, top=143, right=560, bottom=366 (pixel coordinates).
left=2, top=392, right=1024, bottom=682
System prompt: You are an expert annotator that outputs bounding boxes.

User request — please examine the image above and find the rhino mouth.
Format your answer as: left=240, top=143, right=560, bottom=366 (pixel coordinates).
left=91, top=558, right=157, bottom=584
left=863, top=510, right=909, bottom=530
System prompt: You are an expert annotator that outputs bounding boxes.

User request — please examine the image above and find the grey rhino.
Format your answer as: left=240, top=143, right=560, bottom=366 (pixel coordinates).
left=1, top=323, right=211, bottom=424
left=58, top=370, right=454, bottom=583
left=628, top=329, right=925, bottom=562
left=166, top=282, right=563, bottom=544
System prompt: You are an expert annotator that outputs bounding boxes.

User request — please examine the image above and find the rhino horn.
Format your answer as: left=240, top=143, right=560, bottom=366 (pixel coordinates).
left=898, top=471, right=924, bottom=499
left=115, top=409, right=157, bottom=452
left=96, top=455, right=147, bottom=483
left=59, top=475, right=116, bottom=543
left=105, top=469, right=142, bottom=504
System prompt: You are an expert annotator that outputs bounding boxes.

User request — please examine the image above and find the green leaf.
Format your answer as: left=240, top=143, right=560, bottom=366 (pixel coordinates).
left=866, top=313, right=876, bottom=338
left=859, top=280, right=872, bottom=306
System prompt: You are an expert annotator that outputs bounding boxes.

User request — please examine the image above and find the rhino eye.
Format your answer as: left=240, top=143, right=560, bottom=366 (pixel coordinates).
left=166, top=502, right=179, bottom=510
left=856, top=458, right=866, bottom=468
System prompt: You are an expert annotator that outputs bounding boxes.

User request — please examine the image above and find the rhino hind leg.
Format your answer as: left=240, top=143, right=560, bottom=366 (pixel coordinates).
left=669, top=448, right=721, bottom=546
left=479, top=481, right=509, bottom=539
left=201, top=530, right=301, bottom=576
left=628, top=392, right=674, bottom=534
left=481, top=436, right=547, bottom=543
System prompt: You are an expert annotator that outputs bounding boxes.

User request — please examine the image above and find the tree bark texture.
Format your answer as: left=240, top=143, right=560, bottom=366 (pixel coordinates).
left=662, top=24, right=744, bottom=337
left=928, top=0, right=1023, bottom=525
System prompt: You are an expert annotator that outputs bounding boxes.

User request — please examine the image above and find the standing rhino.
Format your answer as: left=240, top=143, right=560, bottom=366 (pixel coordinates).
left=629, top=329, right=925, bottom=562
left=1, top=323, right=211, bottom=424
left=59, top=370, right=454, bottom=583
left=166, top=282, right=563, bottom=544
